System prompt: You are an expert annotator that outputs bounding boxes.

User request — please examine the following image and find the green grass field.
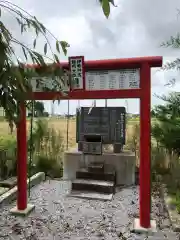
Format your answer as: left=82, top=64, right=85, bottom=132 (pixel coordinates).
left=0, top=117, right=144, bottom=149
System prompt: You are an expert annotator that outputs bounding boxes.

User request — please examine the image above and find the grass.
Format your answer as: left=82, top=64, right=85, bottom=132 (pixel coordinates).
left=0, top=117, right=140, bottom=179
left=0, top=117, right=77, bottom=149
left=0, top=117, right=142, bottom=150
left=171, top=193, right=180, bottom=213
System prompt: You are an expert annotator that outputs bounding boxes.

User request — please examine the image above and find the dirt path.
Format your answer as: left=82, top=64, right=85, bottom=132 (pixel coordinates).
left=0, top=181, right=179, bottom=239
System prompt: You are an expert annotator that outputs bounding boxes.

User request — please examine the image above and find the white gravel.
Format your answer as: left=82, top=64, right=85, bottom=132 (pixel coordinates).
left=0, top=180, right=179, bottom=239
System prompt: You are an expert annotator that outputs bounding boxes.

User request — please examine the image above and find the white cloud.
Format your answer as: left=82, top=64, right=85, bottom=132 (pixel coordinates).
left=46, top=16, right=92, bottom=48
left=5, top=0, right=180, bottom=114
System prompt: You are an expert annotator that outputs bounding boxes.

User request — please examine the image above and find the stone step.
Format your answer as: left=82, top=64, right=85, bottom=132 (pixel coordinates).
left=72, top=179, right=114, bottom=194
left=69, top=190, right=113, bottom=201
left=76, top=169, right=115, bottom=181
left=0, top=177, right=17, bottom=188
left=88, top=163, right=104, bottom=173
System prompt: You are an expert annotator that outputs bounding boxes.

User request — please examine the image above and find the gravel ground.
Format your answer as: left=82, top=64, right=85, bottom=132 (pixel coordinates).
left=0, top=180, right=179, bottom=240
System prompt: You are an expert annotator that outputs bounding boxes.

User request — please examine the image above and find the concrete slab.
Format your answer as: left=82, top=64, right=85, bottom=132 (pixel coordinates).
left=0, top=177, right=17, bottom=188
left=0, top=187, right=9, bottom=195
left=10, top=204, right=35, bottom=217
left=68, top=190, right=113, bottom=201
left=133, top=218, right=157, bottom=233
left=73, top=179, right=114, bottom=187
left=0, top=172, right=45, bottom=207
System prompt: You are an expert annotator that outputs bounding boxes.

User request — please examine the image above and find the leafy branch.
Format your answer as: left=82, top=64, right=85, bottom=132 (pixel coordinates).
left=99, top=0, right=117, bottom=18
left=0, top=1, right=70, bottom=62
left=0, top=1, right=71, bottom=128
left=161, top=34, right=180, bottom=49
left=160, top=9, right=180, bottom=75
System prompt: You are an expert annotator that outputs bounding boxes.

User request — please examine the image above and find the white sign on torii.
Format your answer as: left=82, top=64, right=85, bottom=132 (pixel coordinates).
left=30, top=55, right=140, bottom=92
left=85, top=69, right=140, bottom=91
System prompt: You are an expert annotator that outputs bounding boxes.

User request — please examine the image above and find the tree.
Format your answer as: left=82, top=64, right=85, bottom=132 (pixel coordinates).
left=152, top=92, right=180, bottom=156
left=34, top=101, right=45, bottom=116
left=27, top=101, right=45, bottom=117
left=151, top=109, right=156, bottom=117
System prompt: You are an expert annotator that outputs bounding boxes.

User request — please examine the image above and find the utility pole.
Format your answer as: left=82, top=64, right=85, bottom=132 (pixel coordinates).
left=66, top=100, right=70, bottom=150
left=51, top=101, right=54, bottom=117
left=94, top=100, right=96, bottom=107
left=125, top=100, right=129, bottom=113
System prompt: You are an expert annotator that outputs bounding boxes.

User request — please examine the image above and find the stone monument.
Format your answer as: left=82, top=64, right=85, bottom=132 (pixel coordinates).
left=76, top=107, right=126, bottom=153
left=63, top=106, right=135, bottom=200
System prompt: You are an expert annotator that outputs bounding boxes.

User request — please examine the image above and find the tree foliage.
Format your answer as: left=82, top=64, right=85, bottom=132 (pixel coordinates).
left=151, top=109, right=156, bottom=117
left=161, top=10, right=180, bottom=73
left=152, top=92, right=180, bottom=155
left=99, top=0, right=117, bottom=18
left=0, top=1, right=71, bottom=128
left=34, top=101, right=45, bottom=116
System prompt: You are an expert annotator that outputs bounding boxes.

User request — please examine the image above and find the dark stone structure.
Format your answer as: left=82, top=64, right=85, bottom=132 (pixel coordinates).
left=76, top=107, right=126, bottom=153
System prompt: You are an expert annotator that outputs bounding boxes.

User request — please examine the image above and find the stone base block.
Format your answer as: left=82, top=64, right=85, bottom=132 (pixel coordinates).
left=133, top=218, right=157, bottom=233
left=63, top=149, right=135, bottom=185
left=10, top=204, right=35, bottom=217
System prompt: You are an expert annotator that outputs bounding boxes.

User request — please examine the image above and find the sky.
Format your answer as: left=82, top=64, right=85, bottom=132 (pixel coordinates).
left=4, top=0, right=180, bottom=114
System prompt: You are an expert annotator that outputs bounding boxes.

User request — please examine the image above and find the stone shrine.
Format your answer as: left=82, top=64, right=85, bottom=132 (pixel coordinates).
left=63, top=106, right=136, bottom=200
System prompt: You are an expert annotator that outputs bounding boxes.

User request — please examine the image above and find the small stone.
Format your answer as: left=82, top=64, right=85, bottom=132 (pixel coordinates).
left=161, top=219, right=170, bottom=229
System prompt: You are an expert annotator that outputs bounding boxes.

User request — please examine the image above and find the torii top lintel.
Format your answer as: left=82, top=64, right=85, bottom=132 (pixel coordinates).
left=27, top=56, right=162, bottom=100
left=27, top=56, right=162, bottom=71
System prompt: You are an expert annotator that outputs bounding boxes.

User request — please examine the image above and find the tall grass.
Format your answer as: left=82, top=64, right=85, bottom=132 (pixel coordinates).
left=126, top=122, right=175, bottom=178
left=0, top=136, right=17, bottom=179
left=0, top=119, right=65, bottom=180
left=127, top=121, right=180, bottom=213
left=30, top=119, right=64, bottom=178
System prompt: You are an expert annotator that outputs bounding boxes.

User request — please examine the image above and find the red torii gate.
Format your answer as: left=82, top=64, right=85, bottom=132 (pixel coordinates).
left=12, top=56, right=162, bottom=231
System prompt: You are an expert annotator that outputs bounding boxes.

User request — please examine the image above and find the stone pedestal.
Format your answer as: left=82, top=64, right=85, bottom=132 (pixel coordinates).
left=10, top=204, right=35, bottom=216
left=133, top=218, right=157, bottom=233
left=63, top=149, right=135, bottom=186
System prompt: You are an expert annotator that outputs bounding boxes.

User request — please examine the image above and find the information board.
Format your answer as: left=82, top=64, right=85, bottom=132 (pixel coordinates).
left=85, top=69, right=140, bottom=90
left=76, top=107, right=126, bottom=144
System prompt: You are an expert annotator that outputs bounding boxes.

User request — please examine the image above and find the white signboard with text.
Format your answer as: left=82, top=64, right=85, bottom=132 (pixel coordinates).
left=30, top=68, right=140, bottom=92
left=85, top=69, right=140, bottom=90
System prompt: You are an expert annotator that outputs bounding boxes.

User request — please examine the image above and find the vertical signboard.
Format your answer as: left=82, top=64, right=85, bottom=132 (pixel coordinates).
left=69, top=56, right=85, bottom=90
